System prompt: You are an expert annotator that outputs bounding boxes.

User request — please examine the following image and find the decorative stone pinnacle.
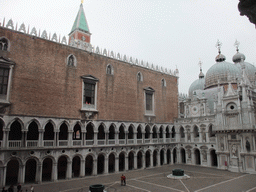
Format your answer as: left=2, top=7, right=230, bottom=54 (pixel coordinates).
left=215, top=39, right=222, bottom=54
left=234, top=39, right=240, bottom=52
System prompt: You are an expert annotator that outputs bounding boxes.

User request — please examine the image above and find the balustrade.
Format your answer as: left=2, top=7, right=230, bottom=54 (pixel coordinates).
left=86, top=140, right=94, bottom=145
left=180, top=138, right=185, bottom=142
left=8, top=141, right=21, bottom=148
left=59, top=140, right=68, bottom=146
left=98, top=140, right=105, bottom=145
left=119, top=139, right=125, bottom=145
left=108, top=139, right=115, bottom=145
left=26, top=140, right=38, bottom=147
left=209, top=137, right=216, bottom=143
left=194, top=138, right=199, bottom=142
left=145, top=139, right=150, bottom=144
left=128, top=139, right=134, bottom=144
left=137, top=139, right=143, bottom=144
left=44, top=140, right=54, bottom=147
left=152, top=138, right=158, bottom=143
left=73, top=140, right=82, bottom=146
left=159, top=138, right=164, bottom=143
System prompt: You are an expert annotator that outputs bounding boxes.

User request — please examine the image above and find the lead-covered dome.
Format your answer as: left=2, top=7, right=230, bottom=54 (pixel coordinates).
left=189, top=69, right=205, bottom=97
left=205, top=53, right=241, bottom=89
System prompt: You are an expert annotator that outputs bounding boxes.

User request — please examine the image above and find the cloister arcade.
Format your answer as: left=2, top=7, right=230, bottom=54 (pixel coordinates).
left=0, top=117, right=218, bottom=186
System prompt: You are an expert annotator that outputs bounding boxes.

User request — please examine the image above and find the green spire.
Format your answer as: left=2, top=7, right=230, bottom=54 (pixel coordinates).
left=70, top=3, right=90, bottom=34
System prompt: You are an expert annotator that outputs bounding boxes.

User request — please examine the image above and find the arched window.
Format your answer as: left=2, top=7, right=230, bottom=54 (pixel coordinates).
left=180, top=127, right=185, bottom=138
left=137, top=72, right=143, bottom=82
left=171, top=127, right=176, bottom=138
left=194, top=126, right=199, bottom=138
left=67, top=54, right=76, bottom=66
left=162, top=78, right=166, bottom=87
left=0, top=38, right=9, bottom=51
left=106, top=64, right=113, bottom=75
left=208, top=125, right=215, bottom=137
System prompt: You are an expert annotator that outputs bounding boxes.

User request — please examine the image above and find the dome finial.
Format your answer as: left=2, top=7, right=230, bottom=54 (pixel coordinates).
left=198, top=60, right=204, bottom=79
left=234, top=39, right=240, bottom=53
left=81, top=0, right=84, bottom=4
left=215, top=39, right=222, bottom=54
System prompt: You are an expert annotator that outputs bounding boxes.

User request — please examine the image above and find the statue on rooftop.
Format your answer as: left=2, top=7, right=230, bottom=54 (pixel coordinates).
left=238, top=0, right=256, bottom=27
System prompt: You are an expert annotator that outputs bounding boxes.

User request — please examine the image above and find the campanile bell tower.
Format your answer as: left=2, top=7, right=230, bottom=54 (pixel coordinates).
left=68, top=1, right=91, bottom=50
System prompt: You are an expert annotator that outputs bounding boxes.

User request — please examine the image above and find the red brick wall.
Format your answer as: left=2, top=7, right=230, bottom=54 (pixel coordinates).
left=0, top=27, right=178, bottom=123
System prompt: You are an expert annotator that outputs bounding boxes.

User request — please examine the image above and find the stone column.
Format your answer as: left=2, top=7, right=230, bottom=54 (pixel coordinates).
left=66, top=160, right=72, bottom=179
left=93, top=132, right=98, bottom=146
left=18, top=164, right=25, bottom=184
left=125, top=156, right=129, bottom=171
left=150, top=153, right=153, bottom=167
left=134, top=131, right=137, bottom=144
left=142, top=131, right=145, bottom=144
left=104, top=157, right=108, bottom=174
left=191, top=151, right=195, bottom=165
left=2, top=130, right=8, bottom=148
left=38, top=129, right=44, bottom=147
left=163, top=131, right=166, bottom=143
left=142, top=153, right=145, bottom=168
left=134, top=155, right=137, bottom=169
left=52, top=162, right=58, bottom=181
left=36, top=162, right=42, bottom=183
left=252, top=135, right=256, bottom=151
left=82, top=132, right=86, bottom=146
left=163, top=150, right=167, bottom=164
left=199, top=131, right=202, bottom=143
left=0, top=166, right=6, bottom=188
left=115, top=157, right=119, bottom=173
left=125, top=132, right=128, bottom=144
left=68, top=131, right=73, bottom=147
left=80, top=159, right=85, bottom=177
left=93, top=159, right=97, bottom=176
left=157, top=152, right=160, bottom=166
left=177, top=150, right=181, bottom=163
left=207, top=152, right=211, bottom=167
left=191, top=132, right=194, bottom=143
left=150, top=131, right=153, bottom=143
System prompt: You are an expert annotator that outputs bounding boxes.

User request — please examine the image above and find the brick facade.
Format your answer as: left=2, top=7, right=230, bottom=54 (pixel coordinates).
left=0, top=27, right=178, bottom=123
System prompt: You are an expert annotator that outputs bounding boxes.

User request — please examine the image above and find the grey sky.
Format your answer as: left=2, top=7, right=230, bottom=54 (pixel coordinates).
left=1, top=0, right=256, bottom=94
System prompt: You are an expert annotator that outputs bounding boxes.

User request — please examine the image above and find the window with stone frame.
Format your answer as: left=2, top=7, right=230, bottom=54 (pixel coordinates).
left=0, top=57, right=15, bottom=102
left=81, top=75, right=98, bottom=110
left=106, top=64, right=113, bottom=75
left=144, top=87, right=155, bottom=115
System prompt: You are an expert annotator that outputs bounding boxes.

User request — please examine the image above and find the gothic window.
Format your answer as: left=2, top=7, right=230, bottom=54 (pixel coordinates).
left=67, top=54, right=76, bottom=67
left=180, top=102, right=184, bottom=114
left=0, top=38, right=9, bottom=51
left=180, top=127, right=185, bottom=138
left=0, top=57, right=15, bottom=101
left=162, top=78, right=166, bottom=87
left=137, top=72, right=143, bottom=82
left=81, top=75, right=99, bottom=110
left=208, top=125, right=215, bottom=137
left=144, top=87, right=155, bottom=115
left=194, top=126, right=199, bottom=138
left=106, top=64, right=113, bottom=75
left=171, top=127, right=176, bottom=138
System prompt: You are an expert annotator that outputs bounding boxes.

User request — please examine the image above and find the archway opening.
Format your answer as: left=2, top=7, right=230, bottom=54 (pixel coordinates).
left=137, top=151, right=143, bottom=169
left=173, top=148, right=177, bottom=164
left=181, top=148, right=186, bottom=163
left=42, top=158, right=52, bottom=182
left=9, top=120, right=22, bottom=140
left=97, top=154, right=105, bottom=174
left=85, top=155, right=93, bottom=176
left=210, top=150, right=218, bottom=167
left=153, top=150, right=157, bottom=166
left=72, top=156, right=81, bottom=178
left=195, top=149, right=201, bottom=165
left=108, top=153, right=115, bottom=173
left=128, top=152, right=134, bottom=170
left=119, top=153, right=125, bottom=171
left=6, top=159, right=19, bottom=185
left=25, top=159, right=37, bottom=183
left=167, top=149, right=171, bottom=164
left=160, top=149, right=164, bottom=165
left=44, top=122, right=54, bottom=141
left=27, top=122, right=39, bottom=140
left=145, top=151, right=150, bottom=167
left=58, top=156, right=67, bottom=180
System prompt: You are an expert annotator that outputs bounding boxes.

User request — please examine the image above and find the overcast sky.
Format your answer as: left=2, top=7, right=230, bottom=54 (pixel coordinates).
left=1, top=0, right=256, bottom=94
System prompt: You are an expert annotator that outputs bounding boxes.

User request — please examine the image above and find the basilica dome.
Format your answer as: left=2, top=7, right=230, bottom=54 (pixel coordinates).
left=189, top=69, right=205, bottom=97
left=205, top=53, right=241, bottom=89
left=233, top=51, right=256, bottom=84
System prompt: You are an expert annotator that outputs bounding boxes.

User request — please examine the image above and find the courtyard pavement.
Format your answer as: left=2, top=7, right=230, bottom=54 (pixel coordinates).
left=17, top=164, right=256, bottom=192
